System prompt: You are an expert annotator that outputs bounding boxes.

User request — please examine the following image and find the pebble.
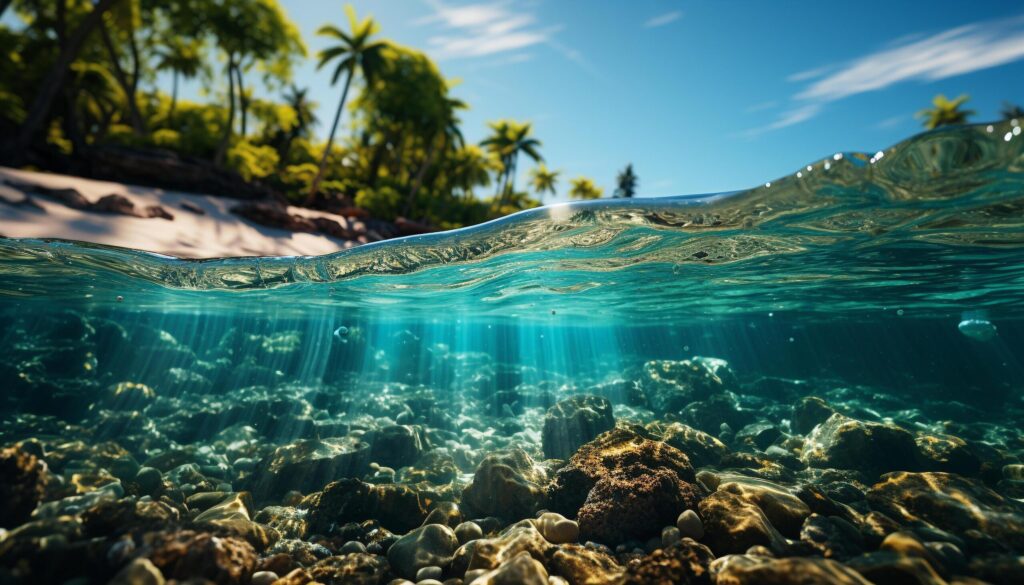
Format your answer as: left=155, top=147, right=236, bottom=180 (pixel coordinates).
left=340, top=540, right=367, bottom=554
left=415, top=565, right=443, bottom=581
left=134, top=467, right=162, bottom=495
left=250, top=571, right=278, bottom=585
left=661, top=525, right=681, bottom=547
left=454, top=521, right=483, bottom=544
left=1004, top=463, right=1024, bottom=480
left=676, top=509, right=704, bottom=540
left=108, top=558, right=164, bottom=585
left=535, top=512, right=579, bottom=544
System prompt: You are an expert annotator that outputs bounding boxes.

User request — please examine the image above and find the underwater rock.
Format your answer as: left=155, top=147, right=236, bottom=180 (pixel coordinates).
left=533, top=512, right=579, bottom=544
left=801, top=414, right=920, bottom=476
left=109, top=557, right=166, bottom=585
left=254, top=506, right=309, bottom=539
left=681, top=394, right=756, bottom=436
left=577, top=463, right=703, bottom=545
left=81, top=498, right=180, bottom=538
left=468, top=550, right=548, bottom=585
left=461, top=448, right=547, bottom=521
left=306, top=553, right=390, bottom=585
left=716, top=477, right=811, bottom=538
left=0, top=446, right=47, bottom=528
left=677, top=509, right=704, bottom=540
left=547, top=426, right=697, bottom=521
left=640, top=357, right=737, bottom=414
left=461, top=520, right=553, bottom=573
left=698, top=490, right=787, bottom=555
left=845, top=551, right=947, bottom=585
left=387, top=523, right=459, bottom=579
left=735, top=422, right=783, bottom=451
left=799, top=514, right=864, bottom=560
left=421, top=501, right=463, bottom=528
left=620, top=539, right=714, bottom=585
left=455, top=521, right=484, bottom=544
left=401, top=450, right=459, bottom=484
left=549, top=543, right=623, bottom=584
left=145, top=530, right=258, bottom=585
left=712, top=555, right=872, bottom=585
left=246, top=437, right=369, bottom=500
left=366, top=425, right=424, bottom=470
left=791, top=396, right=838, bottom=435
left=914, top=433, right=981, bottom=476
left=648, top=422, right=729, bottom=468
left=303, top=478, right=426, bottom=535
left=542, top=395, right=616, bottom=461
left=866, top=471, right=1024, bottom=553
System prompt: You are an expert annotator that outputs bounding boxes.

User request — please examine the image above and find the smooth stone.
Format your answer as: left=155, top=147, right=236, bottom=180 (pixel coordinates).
left=662, top=525, right=681, bottom=547
left=415, top=565, right=443, bottom=581
left=534, top=512, right=579, bottom=544
left=387, top=524, right=459, bottom=580
left=455, top=521, right=484, bottom=544
left=340, top=540, right=368, bottom=554
left=676, top=509, right=704, bottom=540
left=134, top=467, right=163, bottom=494
left=250, top=571, right=278, bottom=585
left=467, top=550, right=548, bottom=585
left=109, top=558, right=165, bottom=585
left=1004, top=464, right=1024, bottom=480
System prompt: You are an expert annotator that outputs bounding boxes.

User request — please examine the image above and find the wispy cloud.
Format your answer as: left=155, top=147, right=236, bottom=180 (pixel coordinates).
left=418, top=1, right=556, bottom=59
left=644, top=11, right=683, bottom=29
left=748, top=15, right=1024, bottom=136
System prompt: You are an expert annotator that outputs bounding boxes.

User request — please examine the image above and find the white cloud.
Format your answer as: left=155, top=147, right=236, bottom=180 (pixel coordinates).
left=644, top=11, right=683, bottom=29
left=750, top=15, right=1024, bottom=136
left=419, top=1, right=556, bottom=59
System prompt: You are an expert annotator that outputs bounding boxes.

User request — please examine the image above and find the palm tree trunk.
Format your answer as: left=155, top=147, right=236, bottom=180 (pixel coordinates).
left=214, top=58, right=236, bottom=166
left=307, top=65, right=354, bottom=205
left=99, top=20, right=146, bottom=135
left=404, top=133, right=443, bottom=216
left=235, top=65, right=248, bottom=137
left=169, top=70, right=179, bottom=126
left=5, top=0, right=120, bottom=165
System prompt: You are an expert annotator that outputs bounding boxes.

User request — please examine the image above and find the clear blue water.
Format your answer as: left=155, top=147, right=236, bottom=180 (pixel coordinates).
left=0, top=122, right=1022, bottom=583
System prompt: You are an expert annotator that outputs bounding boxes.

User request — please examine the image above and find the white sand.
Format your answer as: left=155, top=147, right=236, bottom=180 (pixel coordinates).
left=0, top=167, right=357, bottom=258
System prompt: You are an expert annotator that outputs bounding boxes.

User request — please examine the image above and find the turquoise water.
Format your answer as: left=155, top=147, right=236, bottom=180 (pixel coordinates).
left=1, top=122, right=1023, bottom=583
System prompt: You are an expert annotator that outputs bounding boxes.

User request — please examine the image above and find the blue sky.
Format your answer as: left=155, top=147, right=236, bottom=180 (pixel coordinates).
left=8, top=1, right=1024, bottom=200
left=276, top=0, right=1024, bottom=200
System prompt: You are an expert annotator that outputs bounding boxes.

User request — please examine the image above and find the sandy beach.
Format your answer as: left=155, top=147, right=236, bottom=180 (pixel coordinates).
left=0, top=167, right=358, bottom=258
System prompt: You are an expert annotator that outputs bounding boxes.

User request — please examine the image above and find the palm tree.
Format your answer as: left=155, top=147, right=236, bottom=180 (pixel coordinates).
left=307, top=4, right=387, bottom=203
left=155, top=38, right=206, bottom=126
left=275, top=85, right=317, bottom=164
left=528, top=164, right=559, bottom=199
left=916, top=94, right=974, bottom=130
left=405, top=94, right=466, bottom=216
left=481, top=120, right=542, bottom=211
left=1001, top=102, right=1024, bottom=121
left=614, top=164, right=638, bottom=198
left=568, top=176, right=603, bottom=200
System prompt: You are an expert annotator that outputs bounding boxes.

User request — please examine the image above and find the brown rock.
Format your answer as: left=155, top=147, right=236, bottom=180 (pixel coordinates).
left=846, top=551, right=947, bottom=585
left=306, top=553, right=390, bottom=585
left=801, top=414, right=920, bottom=476
left=620, top=539, right=715, bottom=585
left=549, top=543, right=623, bottom=585
left=461, top=449, right=547, bottom=521
left=0, top=446, right=48, bottom=528
left=146, top=531, right=258, bottom=585
left=698, top=491, right=787, bottom=555
left=713, top=555, right=872, bottom=585
left=303, top=478, right=427, bottom=534
left=542, top=395, right=616, bottom=461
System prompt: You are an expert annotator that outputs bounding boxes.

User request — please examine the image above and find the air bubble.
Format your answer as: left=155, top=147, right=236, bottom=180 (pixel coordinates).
left=896, top=309, right=904, bottom=316
left=116, top=295, right=124, bottom=302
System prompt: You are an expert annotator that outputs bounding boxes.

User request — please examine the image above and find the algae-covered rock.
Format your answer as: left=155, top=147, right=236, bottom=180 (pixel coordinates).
left=0, top=446, right=47, bottom=528
left=712, top=555, right=872, bottom=585
left=246, top=437, right=369, bottom=500
left=801, top=413, right=920, bottom=476
left=307, top=553, right=390, bottom=585
left=640, top=357, right=737, bottom=414
left=620, top=539, right=714, bottom=585
left=461, top=448, right=547, bottom=521
left=649, top=421, right=729, bottom=468
left=302, top=478, right=427, bottom=534
left=542, top=395, right=615, bottom=461
left=145, top=531, right=258, bottom=585
left=698, top=490, right=787, bottom=555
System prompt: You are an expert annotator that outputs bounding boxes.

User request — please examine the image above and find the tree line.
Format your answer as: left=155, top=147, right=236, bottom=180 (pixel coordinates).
left=0, top=0, right=639, bottom=229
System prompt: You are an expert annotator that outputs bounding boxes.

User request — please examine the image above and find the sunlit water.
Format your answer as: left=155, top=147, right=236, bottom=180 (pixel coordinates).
left=0, top=122, right=1023, bottom=582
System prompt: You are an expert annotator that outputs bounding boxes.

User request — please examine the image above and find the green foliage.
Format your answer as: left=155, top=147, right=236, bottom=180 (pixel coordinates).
left=569, top=176, right=603, bottom=200
left=614, top=164, right=637, bottom=198
left=227, top=140, right=279, bottom=181
left=917, top=94, right=974, bottom=130
left=529, top=164, right=559, bottom=199
left=355, top=186, right=401, bottom=219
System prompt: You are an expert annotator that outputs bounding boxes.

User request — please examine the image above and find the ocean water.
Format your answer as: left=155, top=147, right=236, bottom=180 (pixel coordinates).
left=1, top=122, right=1023, bottom=583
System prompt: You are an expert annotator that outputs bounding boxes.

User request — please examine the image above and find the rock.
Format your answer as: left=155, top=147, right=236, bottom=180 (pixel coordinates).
left=915, top=433, right=981, bottom=475
left=620, top=539, right=714, bottom=585
left=867, top=471, right=1024, bottom=553
left=246, top=437, right=369, bottom=500
left=967, top=554, right=1024, bottom=585
left=386, top=524, right=458, bottom=579
left=716, top=477, right=810, bottom=537
left=698, top=491, right=787, bottom=555
left=640, top=357, right=737, bottom=414
left=253, top=506, right=308, bottom=540
left=462, top=521, right=552, bottom=573
left=792, top=397, right=837, bottom=434
left=421, top=501, right=462, bottom=528
left=191, top=493, right=280, bottom=551
left=455, top=521, right=484, bottom=544
left=146, top=531, right=258, bottom=585
left=416, top=565, right=443, bottom=581
left=542, top=395, right=615, bottom=460
left=549, top=543, right=623, bottom=584
left=548, top=426, right=697, bottom=517
left=533, top=512, right=579, bottom=544
left=461, top=449, right=547, bottom=521
left=677, top=510, right=704, bottom=540
left=468, top=550, right=548, bottom=585
left=799, top=514, right=864, bottom=560
left=110, top=558, right=166, bottom=585
left=250, top=570, right=279, bottom=585
left=135, top=467, right=163, bottom=495
left=712, top=556, right=872, bottom=584
left=307, top=553, right=390, bottom=585
left=303, top=478, right=427, bottom=534
left=845, top=551, right=947, bottom=585
left=801, top=414, right=920, bottom=476
left=735, top=422, right=783, bottom=451
left=366, top=425, right=424, bottom=470
left=650, top=422, right=730, bottom=467
left=0, top=446, right=47, bottom=528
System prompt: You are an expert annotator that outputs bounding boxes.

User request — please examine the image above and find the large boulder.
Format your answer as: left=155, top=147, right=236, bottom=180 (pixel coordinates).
left=542, top=395, right=615, bottom=460
left=366, top=425, right=424, bottom=470
left=620, top=539, right=715, bottom=585
left=547, top=426, right=701, bottom=545
left=145, top=531, right=258, bottom=585
left=800, top=414, right=920, bottom=476
left=302, top=478, right=427, bottom=534
left=246, top=437, right=369, bottom=500
left=0, top=446, right=47, bottom=528
left=461, top=449, right=547, bottom=521
left=639, top=357, right=737, bottom=415
left=698, top=490, right=787, bottom=555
